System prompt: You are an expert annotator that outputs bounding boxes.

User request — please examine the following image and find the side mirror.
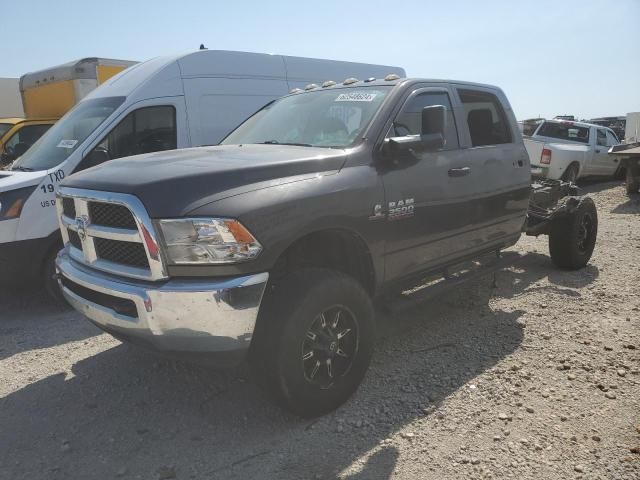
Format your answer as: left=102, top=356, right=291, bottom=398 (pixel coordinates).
left=381, top=105, right=447, bottom=163
left=80, top=148, right=110, bottom=171
left=422, top=105, right=446, bottom=136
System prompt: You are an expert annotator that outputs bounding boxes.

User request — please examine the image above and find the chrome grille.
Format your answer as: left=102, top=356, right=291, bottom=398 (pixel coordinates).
left=94, top=238, right=149, bottom=268
left=62, top=197, right=76, bottom=218
left=67, top=229, right=82, bottom=250
left=89, top=202, right=137, bottom=229
left=56, top=187, right=167, bottom=281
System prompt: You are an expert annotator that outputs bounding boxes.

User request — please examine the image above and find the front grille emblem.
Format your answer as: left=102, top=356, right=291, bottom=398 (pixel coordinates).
left=75, top=215, right=90, bottom=240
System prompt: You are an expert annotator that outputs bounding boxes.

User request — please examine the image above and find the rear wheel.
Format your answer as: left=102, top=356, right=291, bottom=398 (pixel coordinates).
left=626, top=166, right=639, bottom=195
left=548, top=197, right=597, bottom=270
left=561, top=163, right=579, bottom=184
left=250, top=268, right=375, bottom=417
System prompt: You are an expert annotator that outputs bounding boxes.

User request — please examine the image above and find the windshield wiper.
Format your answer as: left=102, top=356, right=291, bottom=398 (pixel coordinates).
left=260, top=140, right=313, bottom=147
left=11, top=166, right=34, bottom=172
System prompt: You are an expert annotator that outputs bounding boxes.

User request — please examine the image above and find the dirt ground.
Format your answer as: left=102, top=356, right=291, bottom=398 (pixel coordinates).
left=0, top=181, right=638, bottom=480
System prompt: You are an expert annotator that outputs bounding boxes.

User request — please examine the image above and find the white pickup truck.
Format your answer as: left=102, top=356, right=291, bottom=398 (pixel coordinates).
left=525, top=119, right=621, bottom=182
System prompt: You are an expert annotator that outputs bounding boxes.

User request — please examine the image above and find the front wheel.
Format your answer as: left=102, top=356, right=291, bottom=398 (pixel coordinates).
left=548, top=197, right=597, bottom=270
left=250, top=268, right=375, bottom=417
left=43, top=249, right=67, bottom=306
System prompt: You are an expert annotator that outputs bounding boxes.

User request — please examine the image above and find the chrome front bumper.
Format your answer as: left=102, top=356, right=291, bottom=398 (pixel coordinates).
left=56, top=251, right=268, bottom=359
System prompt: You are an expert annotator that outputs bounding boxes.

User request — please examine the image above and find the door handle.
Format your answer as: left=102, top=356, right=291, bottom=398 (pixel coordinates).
left=448, top=167, right=471, bottom=177
left=595, top=149, right=601, bottom=153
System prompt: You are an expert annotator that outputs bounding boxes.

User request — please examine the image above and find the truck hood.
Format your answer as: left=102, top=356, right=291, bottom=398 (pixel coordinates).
left=0, top=170, right=46, bottom=191
left=62, top=144, right=348, bottom=217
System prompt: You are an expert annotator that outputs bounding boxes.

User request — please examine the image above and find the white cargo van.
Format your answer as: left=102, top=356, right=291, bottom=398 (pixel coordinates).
left=0, top=49, right=404, bottom=296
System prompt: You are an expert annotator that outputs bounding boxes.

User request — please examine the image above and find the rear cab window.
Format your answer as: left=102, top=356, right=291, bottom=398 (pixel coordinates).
left=536, top=121, right=590, bottom=144
left=457, top=89, right=512, bottom=146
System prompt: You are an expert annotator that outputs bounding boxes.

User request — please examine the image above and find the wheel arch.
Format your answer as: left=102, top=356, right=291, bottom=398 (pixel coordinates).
left=269, top=227, right=377, bottom=296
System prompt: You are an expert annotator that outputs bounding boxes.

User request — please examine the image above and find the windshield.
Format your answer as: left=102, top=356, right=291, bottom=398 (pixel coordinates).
left=536, top=121, right=590, bottom=144
left=0, top=123, right=13, bottom=139
left=222, top=86, right=391, bottom=148
left=12, top=97, right=125, bottom=171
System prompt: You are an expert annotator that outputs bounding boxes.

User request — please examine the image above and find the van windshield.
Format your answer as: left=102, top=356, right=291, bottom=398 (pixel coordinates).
left=222, top=86, right=391, bottom=148
left=11, top=97, right=125, bottom=171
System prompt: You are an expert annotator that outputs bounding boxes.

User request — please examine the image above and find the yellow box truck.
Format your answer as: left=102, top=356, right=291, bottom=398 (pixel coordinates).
left=19, top=57, right=137, bottom=118
left=1, top=58, right=136, bottom=165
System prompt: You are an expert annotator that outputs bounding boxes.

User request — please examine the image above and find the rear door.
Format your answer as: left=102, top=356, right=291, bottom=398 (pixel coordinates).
left=453, top=86, right=530, bottom=249
left=380, top=85, right=475, bottom=281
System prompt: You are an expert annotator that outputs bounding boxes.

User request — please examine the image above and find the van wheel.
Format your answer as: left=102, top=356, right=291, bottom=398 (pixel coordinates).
left=626, top=167, right=639, bottom=195
left=548, top=197, right=597, bottom=270
left=250, top=268, right=375, bottom=417
left=561, top=163, right=579, bottom=183
left=43, top=249, right=67, bottom=306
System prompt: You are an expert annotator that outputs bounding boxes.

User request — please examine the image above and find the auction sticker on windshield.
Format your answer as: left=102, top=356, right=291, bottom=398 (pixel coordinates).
left=57, top=139, right=78, bottom=149
left=335, top=92, right=378, bottom=102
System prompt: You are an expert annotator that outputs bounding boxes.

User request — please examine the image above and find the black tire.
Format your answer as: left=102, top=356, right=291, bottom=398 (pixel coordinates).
left=250, top=268, right=375, bottom=417
left=43, top=249, right=67, bottom=306
left=626, top=167, right=639, bottom=195
left=548, top=197, right=597, bottom=270
left=561, top=163, right=579, bottom=184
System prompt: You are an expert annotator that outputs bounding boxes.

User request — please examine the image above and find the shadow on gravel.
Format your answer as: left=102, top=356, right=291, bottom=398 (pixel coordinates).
left=0, top=286, right=97, bottom=361
left=495, top=252, right=598, bottom=297
left=0, top=251, right=593, bottom=480
left=577, top=179, right=621, bottom=194
left=611, top=194, right=640, bottom=214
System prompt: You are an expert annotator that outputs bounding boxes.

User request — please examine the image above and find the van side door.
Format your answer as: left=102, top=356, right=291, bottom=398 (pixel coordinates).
left=453, top=86, right=530, bottom=250
left=380, top=86, right=473, bottom=282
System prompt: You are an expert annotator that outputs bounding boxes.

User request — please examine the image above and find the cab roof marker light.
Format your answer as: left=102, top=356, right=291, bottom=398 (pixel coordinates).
left=321, top=80, right=337, bottom=88
left=289, top=88, right=304, bottom=94
left=364, top=77, right=376, bottom=82
left=304, top=83, right=319, bottom=91
left=342, top=78, right=359, bottom=85
left=384, top=73, right=400, bottom=81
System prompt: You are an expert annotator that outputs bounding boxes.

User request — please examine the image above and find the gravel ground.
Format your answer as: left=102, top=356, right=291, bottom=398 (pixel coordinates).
left=0, top=181, right=638, bottom=480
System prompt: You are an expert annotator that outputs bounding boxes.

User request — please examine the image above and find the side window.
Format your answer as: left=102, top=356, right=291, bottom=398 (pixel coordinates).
left=458, top=89, right=512, bottom=147
left=596, top=129, right=607, bottom=147
left=5, top=124, right=52, bottom=151
left=84, top=106, right=176, bottom=167
left=391, top=91, right=459, bottom=149
left=605, top=130, right=618, bottom=146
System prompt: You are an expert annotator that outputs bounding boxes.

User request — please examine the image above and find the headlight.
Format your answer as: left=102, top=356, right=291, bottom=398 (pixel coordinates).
left=0, top=186, right=36, bottom=221
left=158, top=218, right=262, bottom=264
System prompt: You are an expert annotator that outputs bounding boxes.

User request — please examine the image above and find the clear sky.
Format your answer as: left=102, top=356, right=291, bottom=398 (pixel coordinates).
left=4, top=0, right=639, bottom=120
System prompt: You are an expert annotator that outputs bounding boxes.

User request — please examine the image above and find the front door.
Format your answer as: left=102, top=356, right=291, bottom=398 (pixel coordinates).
left=380, top=86, right=474, bottom=282
left=592, top=128, right=613, bottom=175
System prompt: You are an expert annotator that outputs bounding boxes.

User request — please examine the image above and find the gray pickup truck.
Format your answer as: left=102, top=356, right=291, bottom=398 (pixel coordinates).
left=54, top=76, right=598, bottom=416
